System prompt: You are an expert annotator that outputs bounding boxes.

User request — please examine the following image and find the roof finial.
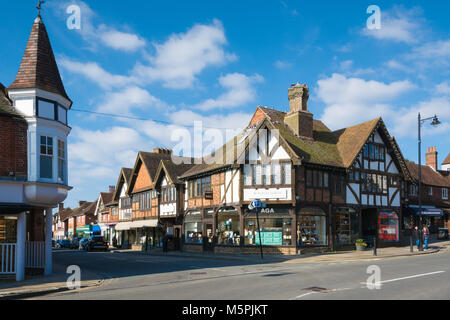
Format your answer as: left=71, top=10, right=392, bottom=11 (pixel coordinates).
left=36, top=0, right=45, bottom=17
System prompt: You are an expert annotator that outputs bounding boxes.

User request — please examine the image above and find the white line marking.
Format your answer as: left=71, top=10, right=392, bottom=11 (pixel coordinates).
left=360, top=271, right=445, bottom=287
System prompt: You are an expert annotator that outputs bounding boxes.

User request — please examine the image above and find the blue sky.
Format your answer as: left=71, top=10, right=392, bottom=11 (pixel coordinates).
left=1, top=1, right=449, bottom=209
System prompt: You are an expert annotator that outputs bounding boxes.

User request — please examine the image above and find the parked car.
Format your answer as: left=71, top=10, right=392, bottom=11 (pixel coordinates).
left=70, top=237, right=81, bottom=249
left=86, top=235, right=109, bottom=252
left=55, top=239, right=71, bottom=248
left=79, top=238, right=89, bottom=250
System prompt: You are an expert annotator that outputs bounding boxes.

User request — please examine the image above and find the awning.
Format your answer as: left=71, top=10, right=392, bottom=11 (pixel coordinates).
left=115, top=222, right=131, bottom=231
left=405, top=206, right=444, bottom=217
left=130, top=220, right=158, bottom=228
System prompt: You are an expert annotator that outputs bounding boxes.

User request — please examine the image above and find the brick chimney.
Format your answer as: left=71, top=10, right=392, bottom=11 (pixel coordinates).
left=59, top=203, right=64, bottom=212
left=426, top=146, right=438, bottom=171
left=78, top=201, right=87, bottom=207
left=284, top=83, right=313, bottom=139
left=153, top=147, right=172, bottom=155
left=109, top=185, right=116, bottom=193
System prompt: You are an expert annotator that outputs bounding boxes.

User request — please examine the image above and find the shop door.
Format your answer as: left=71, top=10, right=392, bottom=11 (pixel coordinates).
left=361, top=208, right=378, bottom=244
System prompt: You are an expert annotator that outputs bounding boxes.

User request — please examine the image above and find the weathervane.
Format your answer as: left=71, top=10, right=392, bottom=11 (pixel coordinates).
left=36, top=0, right=45, bottom=17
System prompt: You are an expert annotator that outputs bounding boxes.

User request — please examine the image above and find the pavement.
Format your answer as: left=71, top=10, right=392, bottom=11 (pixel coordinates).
left=0, top=239, right=448, bottom=300
left=0, top=255, right=104, bottom=300
left=112, top=239, right=450, bottom=264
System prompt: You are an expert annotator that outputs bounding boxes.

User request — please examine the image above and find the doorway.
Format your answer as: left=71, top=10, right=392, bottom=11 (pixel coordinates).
left=361, top=208, right=378, bottom=245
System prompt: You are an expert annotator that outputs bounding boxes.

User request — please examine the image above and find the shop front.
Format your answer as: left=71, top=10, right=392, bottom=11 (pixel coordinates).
left=404, top=205, right=444, bottom=234
left=297, top=207, right=328, bottom=253
left=334, top=207, right=360, bottom=248
left=242, top=206, right=295, bottom=254
left=361, top=207, right=401, bottom=247
left=183, top=211, right=203, bottom=253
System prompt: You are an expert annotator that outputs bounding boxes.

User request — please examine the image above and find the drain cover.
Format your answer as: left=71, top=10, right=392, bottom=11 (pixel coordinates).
left=302, top=287, right=330, bottom=293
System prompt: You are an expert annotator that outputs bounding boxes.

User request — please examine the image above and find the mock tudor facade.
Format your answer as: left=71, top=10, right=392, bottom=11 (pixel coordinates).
left=178, top=83, right=413, bottom=254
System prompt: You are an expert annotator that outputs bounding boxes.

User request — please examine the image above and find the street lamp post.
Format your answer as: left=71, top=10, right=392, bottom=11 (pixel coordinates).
left=417, top=113, right=440, bottom=252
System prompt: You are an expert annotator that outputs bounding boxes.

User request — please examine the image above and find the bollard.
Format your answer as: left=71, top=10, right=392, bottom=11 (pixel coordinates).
left=373, top=237, right=377, bottom=256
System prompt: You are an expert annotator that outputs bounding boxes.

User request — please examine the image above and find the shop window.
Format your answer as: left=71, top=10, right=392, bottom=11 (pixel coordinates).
left=217, top=210, right=240, bottom=246
left=185, top=211, right=202, bottom=244
left=335, top=208, right=359, bottom=245
left=378, top=212, right=399, bottom=242
left=244, top=216, right=291, bottom=246
left=297, top=211, right=327, bottom=246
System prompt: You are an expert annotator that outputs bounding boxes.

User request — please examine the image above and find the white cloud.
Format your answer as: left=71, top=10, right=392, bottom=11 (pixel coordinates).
left=98, top=27, right=146, bottom=52
left=132, top=19, right=237, bottom=89
left=194, top=73, right=264, bottom=111
left=317, top=74, right=449, bottom=139
left=97, top=86, right=165, bottom=115
left=274, top=60, right=292, bottom=69
left=59, top=58, right=132, bottom=89
left=55, top=1, right=145, bottom=53
left=390, top=97, right=450, bottom=137
left=435, top=82, right=450, bottom=95
left=361, top=6, right=425, bottom=44
left=317, top=73, right=415, bottom=130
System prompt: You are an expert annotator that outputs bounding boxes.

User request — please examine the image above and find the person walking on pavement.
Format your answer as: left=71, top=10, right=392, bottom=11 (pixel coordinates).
left=412, top=226, right=421, bottom=250
left=422, top=225, right=430, bottom=250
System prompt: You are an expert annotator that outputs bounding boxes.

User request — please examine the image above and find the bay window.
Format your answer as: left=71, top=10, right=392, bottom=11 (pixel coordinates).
left=40, top=135, right=53, bottom=179
left=58, top=140, right=66, bottom=183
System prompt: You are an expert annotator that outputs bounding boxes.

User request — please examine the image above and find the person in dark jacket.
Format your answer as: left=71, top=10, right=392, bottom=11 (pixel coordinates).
left=412, top=226, right=421, bottom=249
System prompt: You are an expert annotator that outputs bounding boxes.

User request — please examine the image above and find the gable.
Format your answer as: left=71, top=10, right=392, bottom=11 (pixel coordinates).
left=246, top=123, right=294, bottom=163
left=132, top=162, right=152, bottom=193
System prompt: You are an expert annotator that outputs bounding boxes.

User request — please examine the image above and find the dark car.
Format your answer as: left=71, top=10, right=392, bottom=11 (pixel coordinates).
left=79, top=238, right=89, bottom=250
left=55, top=239, right=71, bottom=248
left=70, top=238, right=81, bottom=249
left=86, top=235, right=109, bottom=252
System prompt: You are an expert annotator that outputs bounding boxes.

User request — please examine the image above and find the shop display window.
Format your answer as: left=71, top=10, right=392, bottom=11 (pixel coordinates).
left=378, top=212, right=399, bottom=242
left=335, top=208, right=359, bottom=245
left=244, top=217, right=291, bottom=246
left=185, top=222, right=203, bottom=244
left=217, top=211, right=240, bottom=246
left=297, top=215, right=327, bottom=246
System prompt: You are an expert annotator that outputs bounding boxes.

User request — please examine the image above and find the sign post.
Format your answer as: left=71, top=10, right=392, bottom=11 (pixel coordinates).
left=249, top=200, right=264, bottom=260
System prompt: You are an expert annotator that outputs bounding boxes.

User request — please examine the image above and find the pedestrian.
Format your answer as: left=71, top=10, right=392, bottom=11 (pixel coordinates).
left=163, top=234, right=168, bottom=253
left=422, top=225, right=430, bottom=250
left=412, top=226, right=421, bottom=249
left=112, top=235, right=117, bottom=248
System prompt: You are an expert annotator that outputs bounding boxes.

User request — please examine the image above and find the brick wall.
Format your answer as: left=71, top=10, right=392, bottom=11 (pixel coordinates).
left=0, top=116, right=27, bottom=178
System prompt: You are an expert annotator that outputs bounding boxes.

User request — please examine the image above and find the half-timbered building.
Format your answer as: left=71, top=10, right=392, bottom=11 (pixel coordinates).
left=179, top=83, right=413, bottom=254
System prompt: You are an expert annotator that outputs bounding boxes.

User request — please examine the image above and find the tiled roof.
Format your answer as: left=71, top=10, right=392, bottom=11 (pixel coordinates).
left=70, top=200, right=98, bottom=217
left=443, top=154, right=450, bottom=165
left=180, top=105, right=413, bottom=179
left=0, top=84, right=23, bottom=118
left=100, top=192, right=114, bottom=206
left=139, top=152, right=174, bottom=181
left=57, top=208, right=73, bottom=222
left=407, top=161, right=450, bottom=187
left=156, top=159, right=196, bottom=185
left=8, top=16, right=71, bottom=104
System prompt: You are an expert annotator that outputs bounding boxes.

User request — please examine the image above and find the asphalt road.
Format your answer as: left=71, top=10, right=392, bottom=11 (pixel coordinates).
left=34, top=249, right=450, bottom=300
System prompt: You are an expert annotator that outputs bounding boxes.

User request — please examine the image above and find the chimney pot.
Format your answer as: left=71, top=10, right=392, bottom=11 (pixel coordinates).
left=285, top=82, right=313, bottom=139
left=59, top=203, right=64, bottom=212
